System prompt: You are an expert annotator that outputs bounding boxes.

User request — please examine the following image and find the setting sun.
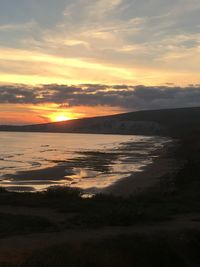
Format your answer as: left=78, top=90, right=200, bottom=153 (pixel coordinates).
left=49, top=113, right=73, bottom=122
left=56, top=115, right=70, bottom=122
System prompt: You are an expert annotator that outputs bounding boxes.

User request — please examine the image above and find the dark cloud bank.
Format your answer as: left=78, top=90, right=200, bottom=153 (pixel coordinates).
left=1, top=84, right=200, bottom=110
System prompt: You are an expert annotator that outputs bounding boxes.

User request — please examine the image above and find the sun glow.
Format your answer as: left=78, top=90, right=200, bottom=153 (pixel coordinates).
left=49, top=113, right=73, bottom=122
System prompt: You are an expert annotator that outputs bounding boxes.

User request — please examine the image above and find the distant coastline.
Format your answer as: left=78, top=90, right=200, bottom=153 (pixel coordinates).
left=1, top=107, right=200, bottom=137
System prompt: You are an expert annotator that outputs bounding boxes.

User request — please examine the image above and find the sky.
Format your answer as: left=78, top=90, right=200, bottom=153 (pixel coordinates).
left=0, top=0, right=200, bottom=124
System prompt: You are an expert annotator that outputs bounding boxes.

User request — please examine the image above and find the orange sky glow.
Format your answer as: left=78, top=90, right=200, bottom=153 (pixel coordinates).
left=0, top=103, right=126, bottom=125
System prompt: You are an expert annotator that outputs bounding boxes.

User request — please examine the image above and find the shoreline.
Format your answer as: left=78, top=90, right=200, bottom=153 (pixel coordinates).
left=103, top=140, right=182, bottom=197
left=1, top=135, right=171, bottom=194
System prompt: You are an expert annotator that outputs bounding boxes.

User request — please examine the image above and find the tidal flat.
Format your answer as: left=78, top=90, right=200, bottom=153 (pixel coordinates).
left=0, top=132, right=169, bottom=192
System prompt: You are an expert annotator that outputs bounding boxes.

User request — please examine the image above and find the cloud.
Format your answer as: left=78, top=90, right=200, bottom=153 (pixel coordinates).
left=0, top=21, right=36, bottom=32
left=1, top=84, right=200, bottom=110
left=0, top=0, right=200, bottom=85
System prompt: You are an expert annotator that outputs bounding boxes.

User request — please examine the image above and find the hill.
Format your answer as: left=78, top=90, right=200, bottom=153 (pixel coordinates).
left=1, top=107, right=200, bottom=137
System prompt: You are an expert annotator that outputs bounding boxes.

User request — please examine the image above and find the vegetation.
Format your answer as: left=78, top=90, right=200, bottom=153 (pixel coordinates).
left=0, top=212, right=55, bottom=237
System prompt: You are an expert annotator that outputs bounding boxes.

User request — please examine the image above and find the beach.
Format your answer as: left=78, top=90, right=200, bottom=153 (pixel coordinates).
left=104, top=140, right=181, bottom=196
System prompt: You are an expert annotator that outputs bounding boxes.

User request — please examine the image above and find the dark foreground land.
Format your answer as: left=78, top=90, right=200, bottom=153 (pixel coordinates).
left=1, top=107, right=200, bottom=266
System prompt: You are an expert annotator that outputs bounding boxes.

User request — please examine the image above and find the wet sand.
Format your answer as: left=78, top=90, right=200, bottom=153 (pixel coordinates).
left=104, top=141, right=181, bottom=196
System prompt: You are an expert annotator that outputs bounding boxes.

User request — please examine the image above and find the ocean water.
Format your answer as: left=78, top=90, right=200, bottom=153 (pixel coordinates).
left=0, top=132, right=170, bottom=192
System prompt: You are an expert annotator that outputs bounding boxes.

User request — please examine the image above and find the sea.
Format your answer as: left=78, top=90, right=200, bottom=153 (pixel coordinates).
left=0, top=132, right=170, bottom=192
